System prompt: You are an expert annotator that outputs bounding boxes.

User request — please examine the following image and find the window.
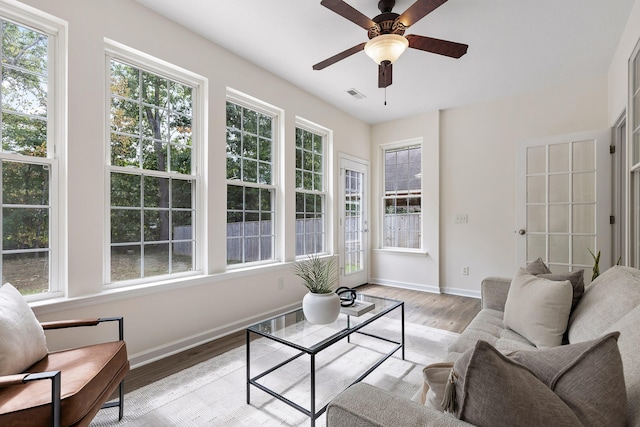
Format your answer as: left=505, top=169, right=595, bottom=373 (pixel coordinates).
left=295, top=124, right=327, bottom=256
left=382, top=143, right=422, bottom=249
left=0, top=6, right=65, bottom=298
left=226, top=94, right=279, bottom=266
left=108, top=51, right=201, bottom=284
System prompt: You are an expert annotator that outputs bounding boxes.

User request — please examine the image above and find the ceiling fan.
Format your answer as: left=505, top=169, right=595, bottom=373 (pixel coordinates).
left=313, top=0, right=468, bottom=89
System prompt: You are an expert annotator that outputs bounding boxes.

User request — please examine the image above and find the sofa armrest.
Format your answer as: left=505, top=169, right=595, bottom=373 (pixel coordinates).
left=480, top=277, right=511, bottom=311
left=327, top=383, right=475, bottom=427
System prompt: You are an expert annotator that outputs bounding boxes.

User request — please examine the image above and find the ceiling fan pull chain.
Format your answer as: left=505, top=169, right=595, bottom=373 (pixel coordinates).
left=384, top=87, right=387, bottom=106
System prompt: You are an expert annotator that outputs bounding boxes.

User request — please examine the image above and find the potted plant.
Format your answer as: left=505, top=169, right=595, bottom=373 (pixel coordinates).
left=292, top=254, right=340, bottom=324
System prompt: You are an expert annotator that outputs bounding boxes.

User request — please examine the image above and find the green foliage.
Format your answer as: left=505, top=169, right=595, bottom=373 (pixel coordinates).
left=588, top=248, right=600, bottom=281
left=291, top=254, right=337, bottom=294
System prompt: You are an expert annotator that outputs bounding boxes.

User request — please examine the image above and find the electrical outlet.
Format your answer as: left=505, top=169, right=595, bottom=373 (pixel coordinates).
left=455, top=214, right=468, bottom=224
left=462, top=266, right=469, bottom=275
left=278, top=278, right=284, bottom=289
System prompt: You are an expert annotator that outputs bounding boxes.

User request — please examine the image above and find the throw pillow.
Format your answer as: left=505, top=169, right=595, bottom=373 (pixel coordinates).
left=0, top=283, right=48, bottom=375
left=525, top=257, right=552, bottom=275
left=452, top=340, right=582, bottom=426
left=537, top=269, right=585, bottom=310
left=509, top=332, right=627, bottom=427
left=503, top=268, right=573, bottom=348
left=421, top=362, right=454, bottom=410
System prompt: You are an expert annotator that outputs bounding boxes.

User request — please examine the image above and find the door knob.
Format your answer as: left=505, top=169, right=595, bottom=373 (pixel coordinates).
left=517, top=229, right=526, bottom=235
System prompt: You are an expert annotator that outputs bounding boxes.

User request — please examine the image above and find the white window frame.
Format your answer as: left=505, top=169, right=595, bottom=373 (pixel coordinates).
left=225, top=88, right=283, bottom=269
left=295, top=117, right=331, bottom=258
left=380, top=139, right=423, bottom=251
left=629, top=38, right=640, bottom=268
left=104, top=39, right=206, bottom=287
left=0, top=2, right=67, bottom=300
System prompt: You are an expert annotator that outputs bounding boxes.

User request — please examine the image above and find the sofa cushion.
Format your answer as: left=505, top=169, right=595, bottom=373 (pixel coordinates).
left=452, top=340, right=582, bottom=426
left=537, top=269, right=585, bottom=310
left=0, top=341, right=129, bottom=426
left=568, top=266, right=640, bottom=344
left=0, top=283, right=48, bottom=376
left=603, top=305, right=640, bottom=426
left=509, top=332, right=627, bottom=427
left=503, top=268, right=573, bottom=348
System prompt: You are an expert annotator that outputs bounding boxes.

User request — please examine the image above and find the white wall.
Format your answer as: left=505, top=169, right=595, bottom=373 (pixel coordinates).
left=368, top=76, right=609, bottom=297
left=20, top=0, right=371, bottom=366
left=608, top=0, right=640, bottom=124
left=370, top=111, right=440, bottom=292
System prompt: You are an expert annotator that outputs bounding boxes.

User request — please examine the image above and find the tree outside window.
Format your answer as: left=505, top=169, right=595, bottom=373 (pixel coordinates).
left=382, top=145, right=422, bottom=249
left=109, top=59, right=196, bottom=283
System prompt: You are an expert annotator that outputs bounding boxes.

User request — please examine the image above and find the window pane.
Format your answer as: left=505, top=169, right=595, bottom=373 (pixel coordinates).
left=109, top=58, right=196, bottom=284
left=226, top=100, right=276, bottom=265
left=382, top=145, right=422, bottom=249
left=1, top=19, right=53, bottom=296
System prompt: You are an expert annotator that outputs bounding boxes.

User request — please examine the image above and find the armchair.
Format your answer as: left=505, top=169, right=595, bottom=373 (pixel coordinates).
left=0, top=313, right=129, bottom=427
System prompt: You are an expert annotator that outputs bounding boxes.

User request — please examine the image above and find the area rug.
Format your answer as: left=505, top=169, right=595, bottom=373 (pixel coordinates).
left=91, top=319, right=458, bottom=426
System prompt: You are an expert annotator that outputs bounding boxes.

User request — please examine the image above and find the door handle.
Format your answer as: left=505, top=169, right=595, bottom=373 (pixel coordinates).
left=517, top=229, right=526, bottom=235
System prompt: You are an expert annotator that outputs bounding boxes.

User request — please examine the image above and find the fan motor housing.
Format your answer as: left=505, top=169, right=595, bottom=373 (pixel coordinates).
left=368, top=12, right=405, bottom=38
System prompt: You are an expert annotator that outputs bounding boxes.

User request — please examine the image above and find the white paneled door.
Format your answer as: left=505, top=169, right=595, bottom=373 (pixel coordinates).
left=516, top=130, right=612, bottom=283
left=339, top=156, right=368, bottom=287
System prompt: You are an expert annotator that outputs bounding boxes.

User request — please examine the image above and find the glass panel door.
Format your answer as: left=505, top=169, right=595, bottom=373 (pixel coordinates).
left=339, top=156, right=368, bottom=287
left=517, top=130, right=611, bottom=283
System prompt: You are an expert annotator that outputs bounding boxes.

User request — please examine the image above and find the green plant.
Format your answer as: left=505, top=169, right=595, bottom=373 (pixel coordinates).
left=292, top=254, right=337, bottom=294
left=588, top=248, right=600, bottom=281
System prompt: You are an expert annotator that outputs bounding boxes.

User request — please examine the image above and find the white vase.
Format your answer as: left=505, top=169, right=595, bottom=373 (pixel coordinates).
left=302, top=291, right=340, bottom=325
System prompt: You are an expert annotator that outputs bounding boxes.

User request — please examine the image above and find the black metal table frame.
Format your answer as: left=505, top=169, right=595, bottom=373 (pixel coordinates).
left=246, top=297, right=404, bottom=427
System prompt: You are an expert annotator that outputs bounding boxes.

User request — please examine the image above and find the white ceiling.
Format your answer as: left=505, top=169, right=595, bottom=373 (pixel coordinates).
left=134, top=0, right=634, bottom=124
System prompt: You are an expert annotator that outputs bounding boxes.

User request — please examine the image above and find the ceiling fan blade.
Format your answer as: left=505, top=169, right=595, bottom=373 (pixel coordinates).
left=406, top=34, right=468, bottom=58
left=379, top=61, right=392, bottom=88
left=320, top=0, right=377, bottom=30
left=397, top=0, right=448, bottom=27
left=313, top=42, right=367, bottom=70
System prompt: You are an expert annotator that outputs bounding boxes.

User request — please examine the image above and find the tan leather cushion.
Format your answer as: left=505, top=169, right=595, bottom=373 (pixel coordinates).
left=0, top=341, right=129, bottom=427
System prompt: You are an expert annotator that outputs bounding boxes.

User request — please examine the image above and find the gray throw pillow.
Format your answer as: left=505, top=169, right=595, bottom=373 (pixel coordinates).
left=452, top=340, right=582, bottom=426
left=525, top=257, right=552, bottom=275
left=509, top=332, right=627, bottom=427
left=537, top=269, right=585, bottom=310
left=421, top=362, right=454, bottom=410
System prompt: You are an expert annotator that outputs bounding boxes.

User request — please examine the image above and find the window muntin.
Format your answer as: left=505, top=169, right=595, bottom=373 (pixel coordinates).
left=382, top=144, right=422, bottom=249
left=226, top=100, right=276, bottom=265
left=295, top=126, right=326, bottom=256
left=109, top=58, right=196, bottom=283
left=0, top=17, right=58, bottom=297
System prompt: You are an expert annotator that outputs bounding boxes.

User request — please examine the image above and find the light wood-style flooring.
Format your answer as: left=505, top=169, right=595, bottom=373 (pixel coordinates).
left=122, top=284, right=481, bottom=394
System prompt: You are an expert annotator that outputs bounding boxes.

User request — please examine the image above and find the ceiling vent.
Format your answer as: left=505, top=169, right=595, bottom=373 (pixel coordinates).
left=347, top=88, right=366, bottom=100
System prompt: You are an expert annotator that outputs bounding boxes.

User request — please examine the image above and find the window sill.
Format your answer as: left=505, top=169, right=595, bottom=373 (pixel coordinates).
left=373, top=248, right=428, bottom=256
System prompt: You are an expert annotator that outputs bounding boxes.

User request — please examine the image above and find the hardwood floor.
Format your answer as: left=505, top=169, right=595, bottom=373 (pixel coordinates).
left=122, top=284, right=480, bottom=394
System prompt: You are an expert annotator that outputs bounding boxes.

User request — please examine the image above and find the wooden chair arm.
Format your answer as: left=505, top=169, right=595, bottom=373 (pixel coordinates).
left=41, top=317, right=124, bottom=340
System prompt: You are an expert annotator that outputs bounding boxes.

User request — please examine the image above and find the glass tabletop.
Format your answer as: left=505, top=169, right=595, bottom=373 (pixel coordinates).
left=246, top=293, right=403, bottom=353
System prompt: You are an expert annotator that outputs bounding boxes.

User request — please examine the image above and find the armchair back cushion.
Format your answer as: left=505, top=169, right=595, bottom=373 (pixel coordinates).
left=0, top=284, right=48, bottom=375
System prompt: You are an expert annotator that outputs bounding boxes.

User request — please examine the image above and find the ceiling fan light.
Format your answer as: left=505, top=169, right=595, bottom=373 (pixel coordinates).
left=364, top=34, right=409, bottom=64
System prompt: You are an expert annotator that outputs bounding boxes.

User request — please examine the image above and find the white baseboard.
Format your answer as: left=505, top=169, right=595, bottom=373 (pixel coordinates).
left=127, top=301, right=301, bottom=369
left=367, top=278, right=481, bottom=299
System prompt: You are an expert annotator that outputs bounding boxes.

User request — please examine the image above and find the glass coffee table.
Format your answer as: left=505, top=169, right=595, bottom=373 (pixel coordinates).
left=246, top=293, right=404, bottom=426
